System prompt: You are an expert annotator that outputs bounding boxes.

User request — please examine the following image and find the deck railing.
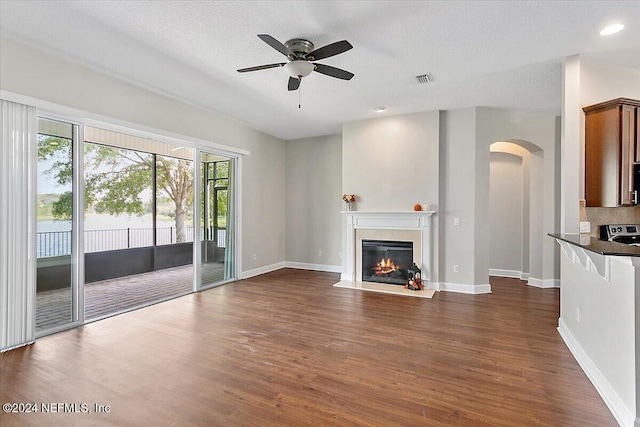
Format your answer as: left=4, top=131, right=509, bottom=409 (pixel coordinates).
left=37, top=227, right=226, bottom=258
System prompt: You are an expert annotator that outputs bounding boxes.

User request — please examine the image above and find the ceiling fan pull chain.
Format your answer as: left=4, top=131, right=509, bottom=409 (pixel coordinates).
left=298, top=81, right=301, bottom=109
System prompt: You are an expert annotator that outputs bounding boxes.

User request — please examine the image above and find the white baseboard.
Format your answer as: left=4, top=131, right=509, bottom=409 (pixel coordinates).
left=285, top=262, right=341, bottom=273
left=438, top=282, right=492, bottom=294
left=489, top=268, right=533, bottom=281
left=557, top=318, right=634, bottom=427
left=527, top=277, right=560, bottom=289
left=489, top=270, right=560, bottom=288
left=240, top=262, right=286, bottom=279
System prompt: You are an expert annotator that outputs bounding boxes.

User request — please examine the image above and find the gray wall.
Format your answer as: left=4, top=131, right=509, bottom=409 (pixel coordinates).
left=0, top=37, right=286, bottom=276
left=439, top=107, right=558, bottom=290
left=489, top=152, right=523, bottom=272
left=342, top=111, right=440, bottom=281
left=439, top=108, right=477, bottom=286
left=285, top=135, right=342, bottom=269
left=342, top=111, right=440, bottom=212
left=475, top=108, right=559, bottom=288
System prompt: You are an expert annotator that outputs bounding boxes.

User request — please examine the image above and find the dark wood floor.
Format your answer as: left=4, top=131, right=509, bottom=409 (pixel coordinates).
left=0, top=269, right=615, bottom=426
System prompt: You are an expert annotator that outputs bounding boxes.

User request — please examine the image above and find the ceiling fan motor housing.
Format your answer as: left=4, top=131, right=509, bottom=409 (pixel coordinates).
left=285, top=39, right=315, bottom=59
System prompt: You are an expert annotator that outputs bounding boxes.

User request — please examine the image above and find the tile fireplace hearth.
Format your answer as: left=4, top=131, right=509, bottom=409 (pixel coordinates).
left=339, top=211, right=436, bottom=291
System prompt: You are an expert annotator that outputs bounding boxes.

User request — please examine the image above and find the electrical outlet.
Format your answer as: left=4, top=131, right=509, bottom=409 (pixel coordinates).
left=579, top=221, right=591, bottom=233
left=454, top=217, right=461, bottom=226
left=453, top=264, right=460, bottom=273
left=252, top=253, right=257, bottom=261
left=576, top=307, right=580, bottom=322
left=318, top=250, right=323, bottom=257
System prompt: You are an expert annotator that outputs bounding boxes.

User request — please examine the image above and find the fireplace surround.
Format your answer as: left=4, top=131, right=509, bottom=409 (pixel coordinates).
left=341, top=211, right=436, bottom=289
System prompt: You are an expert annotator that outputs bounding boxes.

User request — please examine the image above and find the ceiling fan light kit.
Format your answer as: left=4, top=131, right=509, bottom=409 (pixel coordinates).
left=238, top=34, right=354, bottom=93
left=284, top=60, right=314, bottom=78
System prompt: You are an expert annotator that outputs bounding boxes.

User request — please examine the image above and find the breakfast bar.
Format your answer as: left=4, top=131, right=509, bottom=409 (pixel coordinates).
left=550, top=233, right=639, bottom=426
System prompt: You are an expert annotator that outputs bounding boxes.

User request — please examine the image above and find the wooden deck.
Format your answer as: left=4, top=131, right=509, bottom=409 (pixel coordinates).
left=36, top=262, right=225, bottom=330
left=3, top=270, right=616, bottom=426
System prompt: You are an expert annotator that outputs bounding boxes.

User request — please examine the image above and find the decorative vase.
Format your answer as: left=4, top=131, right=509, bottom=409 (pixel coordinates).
left=346, top=201, right=352, bottom=211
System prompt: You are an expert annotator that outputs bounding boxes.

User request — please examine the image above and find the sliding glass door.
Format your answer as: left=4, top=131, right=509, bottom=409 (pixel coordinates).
left=35, top=118, right=239, bottom=333
left=199, top=152, right=235, bottom=288
left=36, top=117, right=81, bottom=333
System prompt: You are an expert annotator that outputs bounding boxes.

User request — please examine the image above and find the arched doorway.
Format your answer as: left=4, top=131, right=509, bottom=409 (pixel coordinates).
left=489, top=140, right=548, bottom=286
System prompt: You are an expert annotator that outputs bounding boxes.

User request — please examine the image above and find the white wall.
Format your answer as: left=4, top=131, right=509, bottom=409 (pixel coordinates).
left=285, top=135, right=342, bottom=270
left=561, top=55, right=582, bottom=234
left=489, top=152, right=523, bottom=273
left=580, top=60, right=640, bottom=110
left=0, top=38, right=287, bottom=276
left=557, top=248, right=636, bottom=426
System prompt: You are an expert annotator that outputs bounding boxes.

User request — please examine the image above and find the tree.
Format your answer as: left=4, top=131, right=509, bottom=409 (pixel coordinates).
left=38, top=135, right=76, bottom=220
left=39, top=137, right=194, bottom=243
left=84, top=144, right=153, bottom=217
left=156, top=156, right=192, bottom=242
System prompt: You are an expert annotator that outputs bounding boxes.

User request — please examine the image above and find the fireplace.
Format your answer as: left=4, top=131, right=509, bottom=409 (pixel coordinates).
left=341, top=211, right=435, bottom=290
left=361, top=240, right=413, bottom=285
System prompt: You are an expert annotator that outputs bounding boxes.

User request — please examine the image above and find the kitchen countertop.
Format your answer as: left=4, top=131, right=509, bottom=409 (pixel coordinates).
left=549, top=233, right=640, bottom=257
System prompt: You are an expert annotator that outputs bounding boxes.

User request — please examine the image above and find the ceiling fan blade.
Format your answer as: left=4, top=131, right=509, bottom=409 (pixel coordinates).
left=307, top=40, right=352, bottom=61
left=237, top=63, right=285, bottom=73
left=288, top=77, right=301, bottom=91
left=257, top=34, right=289, bottom=57
left=313, top=63, right=354, bottom=80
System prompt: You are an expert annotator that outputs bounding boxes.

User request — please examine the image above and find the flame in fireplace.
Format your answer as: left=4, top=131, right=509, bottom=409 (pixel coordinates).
left=373, top=258, right=400, bottom=275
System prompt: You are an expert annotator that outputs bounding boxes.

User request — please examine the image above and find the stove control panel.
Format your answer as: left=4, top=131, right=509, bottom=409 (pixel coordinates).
left=600, top=224, right=640, bottom=240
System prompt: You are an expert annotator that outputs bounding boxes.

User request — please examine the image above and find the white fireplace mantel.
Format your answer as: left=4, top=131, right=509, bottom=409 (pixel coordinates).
left=341, top=211, right=436, bottom=289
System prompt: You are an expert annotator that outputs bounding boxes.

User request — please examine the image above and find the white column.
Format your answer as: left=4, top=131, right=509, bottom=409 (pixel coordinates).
left=561, top=55, right=581, bottom=234
left=341, top=213, right=355, bottom=281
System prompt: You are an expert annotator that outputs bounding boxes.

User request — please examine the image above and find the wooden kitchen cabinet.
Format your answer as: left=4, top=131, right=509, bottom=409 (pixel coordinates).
left=584, top=98, right=640, bottom=207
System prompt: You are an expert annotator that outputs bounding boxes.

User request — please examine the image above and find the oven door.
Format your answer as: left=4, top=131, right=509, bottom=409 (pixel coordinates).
left=611, top=235, right=640, bottom=245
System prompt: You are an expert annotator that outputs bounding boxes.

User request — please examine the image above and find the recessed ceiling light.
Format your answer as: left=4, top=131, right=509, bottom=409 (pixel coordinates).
left=600, top=23, right=624, bottom=36
left=374, top=107, right=386, bottom=113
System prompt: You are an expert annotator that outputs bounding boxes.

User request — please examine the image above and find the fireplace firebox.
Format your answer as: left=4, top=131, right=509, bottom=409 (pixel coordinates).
left=361, top=240, right=413, bottom=285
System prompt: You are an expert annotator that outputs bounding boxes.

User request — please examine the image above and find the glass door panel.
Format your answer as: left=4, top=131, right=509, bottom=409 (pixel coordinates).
left=82, top=126, right=195, bottom=320
left=36, top=118, right=79, bottom=332
left=200, top=153, right=234, bottom=287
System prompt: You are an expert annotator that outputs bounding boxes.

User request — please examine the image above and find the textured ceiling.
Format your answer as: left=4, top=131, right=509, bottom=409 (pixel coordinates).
left=1, top=1, right=639, bottom=140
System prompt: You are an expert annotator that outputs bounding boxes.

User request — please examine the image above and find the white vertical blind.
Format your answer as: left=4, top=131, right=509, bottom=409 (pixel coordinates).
left=0, top=100, right=37, bottom=352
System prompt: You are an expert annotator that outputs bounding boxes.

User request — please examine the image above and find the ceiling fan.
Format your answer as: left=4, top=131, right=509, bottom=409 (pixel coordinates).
left=237, top=34, right=354, bottom=91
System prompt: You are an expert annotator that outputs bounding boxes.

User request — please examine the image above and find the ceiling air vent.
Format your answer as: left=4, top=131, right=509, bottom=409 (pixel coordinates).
left=416, top=73, right=432, bottom=84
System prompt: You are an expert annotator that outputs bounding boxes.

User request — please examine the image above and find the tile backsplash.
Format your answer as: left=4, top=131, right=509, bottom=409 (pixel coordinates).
left=580, top=201, right=640, bottom=237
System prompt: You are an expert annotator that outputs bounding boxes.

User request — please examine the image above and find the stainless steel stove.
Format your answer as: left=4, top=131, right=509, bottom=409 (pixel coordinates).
left=600, top=224, right=640, bottom=246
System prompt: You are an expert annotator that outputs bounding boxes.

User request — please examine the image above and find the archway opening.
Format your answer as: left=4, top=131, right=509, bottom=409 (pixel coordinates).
left=489, top=140, right=543, bottom=285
